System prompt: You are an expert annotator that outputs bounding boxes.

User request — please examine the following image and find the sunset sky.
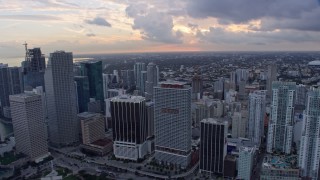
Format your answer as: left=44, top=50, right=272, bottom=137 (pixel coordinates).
left=0, top=0, right=320, bottom=58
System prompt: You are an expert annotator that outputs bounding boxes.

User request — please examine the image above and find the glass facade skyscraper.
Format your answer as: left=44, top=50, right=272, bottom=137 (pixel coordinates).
left=74, top=76, right=90, bottom=113
left=80, top=61, right=103, bottom=101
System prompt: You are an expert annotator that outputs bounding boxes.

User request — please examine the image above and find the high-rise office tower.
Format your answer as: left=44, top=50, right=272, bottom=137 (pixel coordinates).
left=22, top=48, right=46, bottom=90
left=248, top=90, right=266, bottom=145
left=232, top=110, right=247, bottom=138
left=74, top=76, right=90, bottom=113
left=267, top=81, right=296, bottom=154
left=192, top=74, right=203, bottom=100
left=134, top=63, right=146, bottom=91
left=145, top=63, right=159, bottom=101
left=238, top=146, right=255, bottom=180
left=45, top=51, right=79, bottom=147
left=139, top=71, right=147, bottom=96
left=0, top=64, right=23, bottom=116
left=238, top=79, right=246, bottom=99
left=121, top=70, right=135, bottom=90
left=0, top=64, right=10, bottom=108
left=146, top=101, right=154, bottom=138
left=266, top=65, right=277, bottom=98
left=79, top=112, right=105, bottom=145
left=299, top=88, right=320, bottom=179
left=10, top=93, right=48, bottom=160
left=230, top=71, right=236, bottom=90
left=8, top=67, right=23, bottom=95
left=102, top=73, right=118, bottom=98
left=80, top=61, right=103, bottom=102
left=200, top=118, right=227, bottom=176
left=110, top=95, right=148, bottom=161
left=154, top=81, right=192, bottom=167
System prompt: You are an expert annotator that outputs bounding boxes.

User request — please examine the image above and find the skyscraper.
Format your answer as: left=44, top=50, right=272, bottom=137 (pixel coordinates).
left=80, top=61, right=103, bottom=102
left=200, top=118, right=227, bottom=176
left=231, top=110, right=247, bottom=138
left=0, top=64, right=10, bottom=108
left=110, top=95, right=148, bottom=161
left=0, top=64, right=23, bottom=115
left=121, top=70, right=135, bottom=90
left=192, top=74, right=203, bottom=100
left=8, top=67, right=23, bottom=95
left=74, top=76, right=90, bottom=113
left=102, top=73, right=118, bottom=98
left=22, top=48, right=46, bottom=90
left=154, top=81, right=192, bottom=167
left=248, top=90, right=266, bottom=145
left=134, top=63, right=146, bottom=92
left=10, top=93, right=48, bottom=161
left=267, top=81, right=296, bottom=154
left=266, top=65, right=277, bottom=98
left=140, top=71, right=147, bottom=96
left=45, top=51, right=79, bottom=147
left=299, top=88, right=320, bottom=179
left=145, top=62, right=159, bottom=101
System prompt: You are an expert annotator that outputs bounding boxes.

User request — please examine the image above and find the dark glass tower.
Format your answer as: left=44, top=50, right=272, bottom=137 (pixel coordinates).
left=80, top=61, right=103, bottom=101
left=74, top=76, right=90, bottom=113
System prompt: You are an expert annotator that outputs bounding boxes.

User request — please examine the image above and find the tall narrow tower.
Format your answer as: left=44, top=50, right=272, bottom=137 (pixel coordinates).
left=145, top=62, right=159, bottom=101
left=248, top=90, right=266, bottom=145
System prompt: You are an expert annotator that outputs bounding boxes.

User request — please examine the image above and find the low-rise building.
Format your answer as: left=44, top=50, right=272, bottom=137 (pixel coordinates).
left=260, top=154, right=300, bottom=180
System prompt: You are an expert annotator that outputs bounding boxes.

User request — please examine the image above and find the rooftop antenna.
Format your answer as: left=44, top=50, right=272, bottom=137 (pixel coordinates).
left=23, top=41, right=28, bottom=61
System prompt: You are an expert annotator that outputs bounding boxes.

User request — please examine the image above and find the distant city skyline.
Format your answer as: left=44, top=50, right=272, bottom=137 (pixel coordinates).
left=0, top=0, right=320, bottom=59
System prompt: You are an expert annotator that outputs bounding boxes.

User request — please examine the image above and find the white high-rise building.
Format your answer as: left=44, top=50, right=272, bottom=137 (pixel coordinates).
left=10, top=93, right=49, bottom=161
left=145, top=63, right=159, bottom=101
left=45, top=51, right=79, bottom=147
left=267, top=81, right=296, bottom=154
left=299, top=88, right=320, bottom=179
left=248, top=90, right=266, bottom=145
left=154, top=81, right=192, bottom=167
left=238, top=146, right=255, bottom=180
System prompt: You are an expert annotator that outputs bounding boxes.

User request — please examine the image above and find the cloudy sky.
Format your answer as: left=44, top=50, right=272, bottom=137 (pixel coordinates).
left=0, top=0, right=320, bottom=58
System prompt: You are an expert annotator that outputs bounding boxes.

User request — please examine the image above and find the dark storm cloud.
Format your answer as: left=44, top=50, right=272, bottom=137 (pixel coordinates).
left=197, top=27, right=320, bottom=45
left=126, top=4, right=182, bottom=44
left=186, top=0, right=320, bottom=31
left=85, top=17, right=111, bottom=27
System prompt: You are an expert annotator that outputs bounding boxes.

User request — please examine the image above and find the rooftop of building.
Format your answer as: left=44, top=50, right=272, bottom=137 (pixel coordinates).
left=239, top=146, right=255, bottom=153
left=201, top=118, right=228, bottom=125
left=9, top=92, right=39, bottom=99
left=227, top=138, right=257, bottom=149
left=77, top=111, right=101, bottom=119
left=110, top=95, right=145, bottom=103
left=262, top=154, right=298, bottom=170
left=90, top=138, right=113, bottom=147
left=158, top=80, right=187, bottom=87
